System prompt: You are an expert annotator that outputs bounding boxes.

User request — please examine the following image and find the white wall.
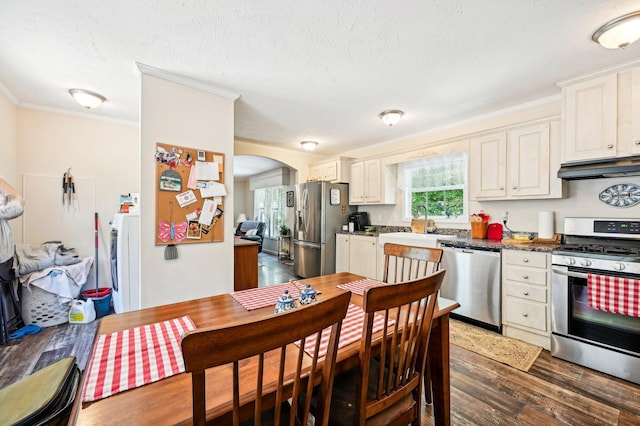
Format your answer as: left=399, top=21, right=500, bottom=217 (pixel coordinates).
left=0, top=90, right=21, bottom=242
left=140, top=74, right=235, bottom=307
left=15, top=109, right=139, bottom=288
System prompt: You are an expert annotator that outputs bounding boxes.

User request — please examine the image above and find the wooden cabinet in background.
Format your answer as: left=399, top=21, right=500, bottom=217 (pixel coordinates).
left=562, top=73, right=618, bottom=163
left=335, top=233, right=377, bottom=279
left=469, top=121, right=564, bottom=201
left=349, top=159, right=397, bottom=205
left=335, top=233, right=350, bottom=273
left=234, top=239, right=259, bottom=291
left=561, top=64, right=640, bottom=163
left=501, top=249, right=550, bottom=350
left=308, top=158, right=351, bottom=182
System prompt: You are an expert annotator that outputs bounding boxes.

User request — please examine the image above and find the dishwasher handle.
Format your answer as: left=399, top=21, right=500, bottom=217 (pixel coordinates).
left=442, top=245, right=501, bottom=256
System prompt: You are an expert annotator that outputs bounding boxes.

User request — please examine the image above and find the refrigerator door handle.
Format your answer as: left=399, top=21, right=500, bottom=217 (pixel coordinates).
left=301, top=187, right=309, bottom=233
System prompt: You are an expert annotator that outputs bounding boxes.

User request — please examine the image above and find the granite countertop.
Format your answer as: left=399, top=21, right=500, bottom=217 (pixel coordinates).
left=337, top=229, right=561, bottom=252
left=439, top=237, right=560, bottom=253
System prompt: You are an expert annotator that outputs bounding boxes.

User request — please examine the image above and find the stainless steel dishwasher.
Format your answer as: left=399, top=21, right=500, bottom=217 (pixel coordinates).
left=439, top=244, right=501, bottom=332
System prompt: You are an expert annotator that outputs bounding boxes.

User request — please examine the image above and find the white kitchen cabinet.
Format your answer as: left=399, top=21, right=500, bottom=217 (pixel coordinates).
left=308, top=158, right=350, bottom=182
left=469, top=132, right=507, bottom=198
left=561, top=66, right=640, bottom=163
left=349, top=159, right=397, bottom=205
left=562, top=74, right=618, bottom=163
left=501, top=249, right=550, bottom=350
left=335, top=233, right=350, bottom=273
left=470, top=122, right=562, bottom=200
left=335, top=233, right=378, bottom=279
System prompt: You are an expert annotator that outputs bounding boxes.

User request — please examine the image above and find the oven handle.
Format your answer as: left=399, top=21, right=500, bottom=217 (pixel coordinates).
left=551, top=267, right=589, bottom=279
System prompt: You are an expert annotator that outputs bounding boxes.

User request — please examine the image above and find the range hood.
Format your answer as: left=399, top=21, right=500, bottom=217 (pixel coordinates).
left=558, top=157, right=640, bottom=180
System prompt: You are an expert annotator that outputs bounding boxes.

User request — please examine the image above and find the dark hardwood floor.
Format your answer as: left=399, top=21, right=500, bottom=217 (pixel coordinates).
left=258, top=251, right=298, bottom=287
left=1, top=254, right=638, bottom=425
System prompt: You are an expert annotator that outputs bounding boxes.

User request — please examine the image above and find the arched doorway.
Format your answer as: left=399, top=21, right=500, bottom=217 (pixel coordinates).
left=233, top=155, right=297, bottom=256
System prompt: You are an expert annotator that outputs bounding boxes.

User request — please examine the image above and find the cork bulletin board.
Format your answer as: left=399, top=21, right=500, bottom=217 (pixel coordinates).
left=154, top=142, right=225, bottom=245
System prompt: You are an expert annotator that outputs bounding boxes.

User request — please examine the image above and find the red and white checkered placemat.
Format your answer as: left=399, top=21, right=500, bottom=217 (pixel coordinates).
left=82, top=315, right=196, bottom=402
left=337, top=278, right=386, bottom=296
left=588, top=274, right=640, bottom=317
left=296, top=303, right=395, bottom=358
left=230, top=282, right=300, bottom=311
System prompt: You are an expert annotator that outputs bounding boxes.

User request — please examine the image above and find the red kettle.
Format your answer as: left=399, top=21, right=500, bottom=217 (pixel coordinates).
left=486, top=223, right=503, bottom=241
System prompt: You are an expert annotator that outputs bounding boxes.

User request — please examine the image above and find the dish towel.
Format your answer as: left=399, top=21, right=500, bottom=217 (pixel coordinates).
left=82, top=315, right=196, bottom=402
left=336, top=278, right=386, bottom=297
left=296, top=303, right=395, bottom=358
left=587, top=274, right=640, bottom=318
left=230, top=282, right=301, bottom=311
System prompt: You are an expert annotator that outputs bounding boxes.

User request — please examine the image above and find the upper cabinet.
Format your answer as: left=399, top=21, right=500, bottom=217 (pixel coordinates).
left=308, top=158, right=351, bottom=182
left=470, top=121, right=563, bottom=200
left=349, top=158, right=397, bottom=205
left=561, top=65, right=640, bottom=163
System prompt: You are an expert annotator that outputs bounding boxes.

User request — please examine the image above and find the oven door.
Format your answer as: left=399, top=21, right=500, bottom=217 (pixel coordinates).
left=551, top=265, right=640, bottom=355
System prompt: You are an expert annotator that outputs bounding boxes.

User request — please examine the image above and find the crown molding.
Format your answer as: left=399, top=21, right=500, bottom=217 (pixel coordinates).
left=0, top=80, right=19, bottom=105
left=136, top=62, right=241, bottom=101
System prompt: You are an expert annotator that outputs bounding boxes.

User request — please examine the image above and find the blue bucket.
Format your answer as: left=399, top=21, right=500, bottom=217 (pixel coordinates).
left=81, top=288, right=112, bottom=319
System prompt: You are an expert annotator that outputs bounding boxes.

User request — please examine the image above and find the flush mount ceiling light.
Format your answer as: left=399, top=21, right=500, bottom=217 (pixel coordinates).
left=300, top=141, right=319, bottom=151
left=592, top=10, right=640, bottom=49
left=379, top=110, right=404, bottom=127
left=69, top=88, right=107, bottom=109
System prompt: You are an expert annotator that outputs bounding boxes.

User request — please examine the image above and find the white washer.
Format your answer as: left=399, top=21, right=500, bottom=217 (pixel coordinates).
left=110, top=213, right=140, bottom=313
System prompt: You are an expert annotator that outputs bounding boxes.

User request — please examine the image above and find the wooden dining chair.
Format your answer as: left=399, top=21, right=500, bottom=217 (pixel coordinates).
left=181, top=291, right=351, bottom=426
left=382, top=242, right=443, bottom=405
left=382, top=242, right=443, bottom=284
left=327, top=269, right=446, bottom=425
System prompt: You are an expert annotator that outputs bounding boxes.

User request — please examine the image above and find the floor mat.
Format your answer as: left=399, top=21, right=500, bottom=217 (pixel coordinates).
left=449, top=319, right=542, bottom=372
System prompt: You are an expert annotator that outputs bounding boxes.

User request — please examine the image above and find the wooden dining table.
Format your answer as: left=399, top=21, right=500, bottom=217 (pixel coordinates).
left=69, top=272, right=459, bottom=425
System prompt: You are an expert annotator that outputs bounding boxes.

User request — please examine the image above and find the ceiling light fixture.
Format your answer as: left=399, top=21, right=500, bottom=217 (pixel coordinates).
left=592, top=10, right=640, bottom=49
left=69, top=88, right=107, bottom=109
left=300, top=141, right=318, bottom=151
left=379, top=110, right=404, bottom=127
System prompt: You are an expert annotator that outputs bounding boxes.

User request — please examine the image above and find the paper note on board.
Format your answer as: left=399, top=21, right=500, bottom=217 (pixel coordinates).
left=195, top=161, right=219, bottom=181
left=175, top=190, right=197, bottom=208
left=199, top=199, right=217, bottom=226
left=199, top=181, right=227, bottom=198
left=187, top=165, right=197, bottom=190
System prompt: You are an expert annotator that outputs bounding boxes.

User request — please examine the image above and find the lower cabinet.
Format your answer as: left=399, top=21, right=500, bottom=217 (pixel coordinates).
left=234, top=239, right=259, bottom=291
left=501, top=249, right=551, bottom=349
left=335, top=233, right=350, bottom=273
left=335, top=233, right=378, bottom=279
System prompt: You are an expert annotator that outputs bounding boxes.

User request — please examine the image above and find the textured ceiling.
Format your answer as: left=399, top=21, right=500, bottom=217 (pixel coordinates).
left=1, top=1, right=640, bottom=157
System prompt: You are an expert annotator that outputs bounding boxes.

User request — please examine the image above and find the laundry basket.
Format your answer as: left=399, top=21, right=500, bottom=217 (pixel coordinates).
left=21, top=286, right=70, bottom=327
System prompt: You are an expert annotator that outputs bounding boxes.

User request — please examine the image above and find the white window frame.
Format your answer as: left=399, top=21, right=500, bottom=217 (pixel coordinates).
left=254, top=186, right=285, bottom=238
left=399, top=152, right=468, bottom=224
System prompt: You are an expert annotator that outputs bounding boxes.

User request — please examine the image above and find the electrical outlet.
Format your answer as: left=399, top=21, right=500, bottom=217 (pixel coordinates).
left=502, top=211, right=509, bottom=222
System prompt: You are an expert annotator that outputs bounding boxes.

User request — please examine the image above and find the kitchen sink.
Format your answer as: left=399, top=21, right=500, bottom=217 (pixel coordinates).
left=377, top=232, right=456, bottom=248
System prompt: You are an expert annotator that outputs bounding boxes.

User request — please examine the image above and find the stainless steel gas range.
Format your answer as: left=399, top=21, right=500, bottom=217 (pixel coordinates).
left=551, top=218, right=640, bottom=385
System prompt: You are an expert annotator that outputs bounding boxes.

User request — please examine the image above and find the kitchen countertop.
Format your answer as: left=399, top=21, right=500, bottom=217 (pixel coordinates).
left=337, top=230, right=561, bottom=252
left=439, top=237, right=560, bottom=253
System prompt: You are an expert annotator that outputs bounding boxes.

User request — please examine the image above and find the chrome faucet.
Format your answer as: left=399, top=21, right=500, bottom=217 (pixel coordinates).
left=416, top=205, right=427, bottom=234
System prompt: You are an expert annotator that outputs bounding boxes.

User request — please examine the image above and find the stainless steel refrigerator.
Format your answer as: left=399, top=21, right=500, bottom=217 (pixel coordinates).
left=294, top=181, right=353, bottom=278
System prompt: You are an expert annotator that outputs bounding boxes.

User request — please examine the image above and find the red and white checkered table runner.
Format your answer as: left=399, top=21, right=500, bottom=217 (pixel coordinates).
left=587, top=274, right=640, bottom=318
left=230, top=282, right=301, bottom=311
left=336, top=278, right=386, bottom=296
left=82, top=315, right=196, bottom=402
left=297, top=303, right=394, bottom=358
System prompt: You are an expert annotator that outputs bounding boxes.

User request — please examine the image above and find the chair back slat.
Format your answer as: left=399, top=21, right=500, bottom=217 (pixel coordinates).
left=383, top=243, right=443, bottom=284
left=182, top=290, right=351, bottom=426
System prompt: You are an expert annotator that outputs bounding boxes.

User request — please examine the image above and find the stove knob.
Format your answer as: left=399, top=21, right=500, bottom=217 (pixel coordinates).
left=614, top=263, right=626, bottom=271
left=565, top=257, right=576, bottom=265
left=579, top=259, right=592, bottom=267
